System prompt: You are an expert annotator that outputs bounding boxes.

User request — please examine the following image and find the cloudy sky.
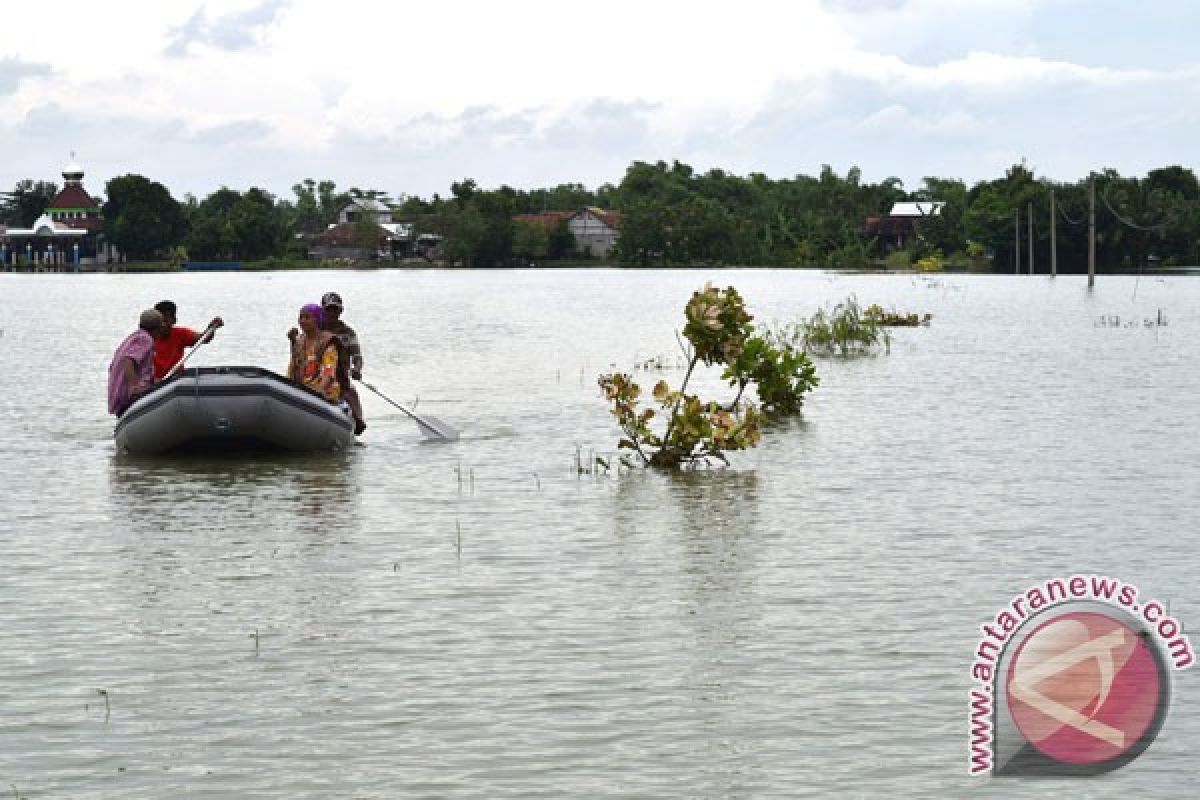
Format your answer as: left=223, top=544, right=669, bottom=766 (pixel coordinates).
left=1, top=0, right=1196, bottom=201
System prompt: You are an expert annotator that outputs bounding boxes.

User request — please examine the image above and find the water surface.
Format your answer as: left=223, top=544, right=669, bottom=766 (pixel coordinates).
left=1, top=269, right=1196, bottom=797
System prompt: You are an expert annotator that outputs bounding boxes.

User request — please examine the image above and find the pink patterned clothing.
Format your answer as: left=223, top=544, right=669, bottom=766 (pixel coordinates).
left=108, top=329, right=156, bottom=415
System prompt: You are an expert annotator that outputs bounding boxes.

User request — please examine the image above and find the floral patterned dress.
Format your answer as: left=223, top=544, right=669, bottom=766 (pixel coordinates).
left=288, top=331, right=342, bottom=402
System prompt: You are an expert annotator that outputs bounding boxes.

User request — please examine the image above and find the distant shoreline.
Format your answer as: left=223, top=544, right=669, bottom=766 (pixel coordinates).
left=6, top=262, right=1198, bottom=276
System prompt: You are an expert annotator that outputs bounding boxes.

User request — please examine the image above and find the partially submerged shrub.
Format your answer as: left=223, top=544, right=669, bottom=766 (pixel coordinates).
left=599, top=283, right=817, bottom=469
left=681, top=283, right=753, bottom=366
left=792, top=295, right=891, bottom=357
left=864, top=304, right=932, bottom=327
left=723, top=335, right=819, bottom=415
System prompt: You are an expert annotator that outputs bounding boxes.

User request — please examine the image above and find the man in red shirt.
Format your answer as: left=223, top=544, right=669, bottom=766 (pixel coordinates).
left=152, top=300, right=224, bottom=380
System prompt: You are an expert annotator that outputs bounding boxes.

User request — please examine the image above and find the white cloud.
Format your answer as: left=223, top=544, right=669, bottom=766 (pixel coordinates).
left=856, top=104, right=981, bottom=135
left=0, top=0, right=1194, bottom=197
left=164, top=0, right=291, bottom=57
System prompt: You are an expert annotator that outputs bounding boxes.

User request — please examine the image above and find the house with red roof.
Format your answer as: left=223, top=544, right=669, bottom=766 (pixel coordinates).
left=513, top=207, right=622, bottom=258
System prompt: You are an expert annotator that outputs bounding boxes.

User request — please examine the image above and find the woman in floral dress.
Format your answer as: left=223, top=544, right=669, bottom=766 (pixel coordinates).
left=287, top=303, right=345, bottom=403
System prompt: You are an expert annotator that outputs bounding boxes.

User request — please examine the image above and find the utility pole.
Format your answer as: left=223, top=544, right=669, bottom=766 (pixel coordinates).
left=1050, top=191, right=1057, bottom=277
left=1027, top=201, right=1035, bottom=275
left=1014, top=208, right=1021, bottom=274
left=1088, top=174, right=1096, bottom=288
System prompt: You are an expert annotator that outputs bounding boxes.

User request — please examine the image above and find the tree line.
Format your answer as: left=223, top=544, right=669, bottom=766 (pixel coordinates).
left=1, top=161, right=1197, bottom=270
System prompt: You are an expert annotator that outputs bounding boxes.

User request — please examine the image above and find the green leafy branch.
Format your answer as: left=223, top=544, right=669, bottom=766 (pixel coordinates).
left=599, top=283, right=817, bottom=469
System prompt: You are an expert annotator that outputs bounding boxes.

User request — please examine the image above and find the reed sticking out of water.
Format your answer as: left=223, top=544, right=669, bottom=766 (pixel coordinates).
left=573, top=449, right=619, bottom=476
left=96, top=689, right=110, bottom=722
left=1095, top=311, right=1168, bottom=328
left=251, top=630, right=260, bottom=655
left=456, top=519, right=462, bottom=557
left=532, top=472, right=540, bottom=490
left=632, top=353, right=688, bottom=371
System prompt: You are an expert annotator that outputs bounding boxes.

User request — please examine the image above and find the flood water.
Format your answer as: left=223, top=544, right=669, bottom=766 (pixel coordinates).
left=1, top=268, right=1197, bottom=797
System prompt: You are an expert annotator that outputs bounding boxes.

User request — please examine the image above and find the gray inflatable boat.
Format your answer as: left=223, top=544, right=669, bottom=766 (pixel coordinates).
left=114, top=366, right=355, bottom=454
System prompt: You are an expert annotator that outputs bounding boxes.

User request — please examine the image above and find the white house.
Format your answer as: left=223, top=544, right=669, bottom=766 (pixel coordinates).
left=512, top=207, right=622, bottom=258
left=337, top=197, right=394, bottom=225
left=567, top=208, right=620, bottom=258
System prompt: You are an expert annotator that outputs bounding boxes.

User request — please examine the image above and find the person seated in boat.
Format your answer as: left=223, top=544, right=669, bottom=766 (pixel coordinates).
left=108, top=309, right=166, bottom=416
left=153, top=300, right=224, bottom=380
left=320, top=292, right=366, bottom=435
left=287, top=303, right=345, bottom=403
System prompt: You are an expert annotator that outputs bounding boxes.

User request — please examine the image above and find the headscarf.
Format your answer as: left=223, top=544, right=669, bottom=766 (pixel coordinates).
left=300, top=303, right=325, bottom=329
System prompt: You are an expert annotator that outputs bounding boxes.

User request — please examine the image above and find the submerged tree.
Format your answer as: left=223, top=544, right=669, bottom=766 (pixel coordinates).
left=599, top=283, right=818, bottom=469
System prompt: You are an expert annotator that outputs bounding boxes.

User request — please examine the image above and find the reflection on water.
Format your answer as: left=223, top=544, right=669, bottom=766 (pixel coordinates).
left=109, top=450, right=361, bottom=533
left=106, top=453, right=366, bottom=650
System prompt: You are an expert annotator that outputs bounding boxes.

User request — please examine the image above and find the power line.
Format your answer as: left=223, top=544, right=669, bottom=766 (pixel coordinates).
left=1058, top=202, right=1086, bottom=227
left=1099, top=186, right=1170, bottom=232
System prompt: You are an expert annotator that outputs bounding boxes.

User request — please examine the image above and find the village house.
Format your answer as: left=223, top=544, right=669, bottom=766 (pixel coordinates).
left=303, top=196, right=423, bottom=261
left=0, top=159, right=119, bottom=269
left=862, top=201, right=944, bottom=251
left=513, top=207, right=621, bottom=258
left=337, top=197, right=393, bottom=225
left=307, top=220, right=415, bottom=261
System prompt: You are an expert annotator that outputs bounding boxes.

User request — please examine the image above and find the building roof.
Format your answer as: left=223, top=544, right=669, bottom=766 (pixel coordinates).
left=343, top=197, right=392, bottom=214
left=2, top=213, right=88, bottom=237
left=514, top=211, right=575, bottom=229
left=379, top=222, right=413, bottom=238
left=581, top=207, right=621, bottom=228
left=514, top=208, right=622, bottom=230
left=313, top=221, right=408, bottom=246
left=47, top=184, right=100, bottom=211
left=887, top=201, right=943, bottom=218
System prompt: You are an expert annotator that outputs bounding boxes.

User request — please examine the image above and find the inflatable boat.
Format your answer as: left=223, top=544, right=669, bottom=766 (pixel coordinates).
left=114, top=366, right=355, bottom=455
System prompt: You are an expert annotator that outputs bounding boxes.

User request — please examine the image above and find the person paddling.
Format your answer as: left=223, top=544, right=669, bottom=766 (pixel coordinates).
left=320, top=292, right=367, bottom=435
left=108, top=309, right=166, bottom=416
left=153, top=300, right=224, bottom=380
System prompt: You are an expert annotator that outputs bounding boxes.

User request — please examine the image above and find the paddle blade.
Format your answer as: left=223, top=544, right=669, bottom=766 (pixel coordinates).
left=414, top=414, right=459, bottom=442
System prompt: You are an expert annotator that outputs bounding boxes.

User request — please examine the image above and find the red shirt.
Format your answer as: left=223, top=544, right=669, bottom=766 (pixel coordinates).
left=153, top=326, right=201, bottom=380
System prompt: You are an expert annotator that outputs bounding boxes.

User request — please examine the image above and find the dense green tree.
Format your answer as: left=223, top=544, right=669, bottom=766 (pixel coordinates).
left=911, top=177, right=968, bottom=256
left=512, top=219, right=549, bottom=263
left=291, top=179, right=322, bottom=233
left=547, top=219, right=575, bottom=259
left=616, top=199, right=670, bottom=266
left=184, top=186, right=288, bottom=261
left=103, top=174, right=186, bottom=260
left=0, top=180, right=59, bottom=226
left=232, top=188, right=288, bottom=260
